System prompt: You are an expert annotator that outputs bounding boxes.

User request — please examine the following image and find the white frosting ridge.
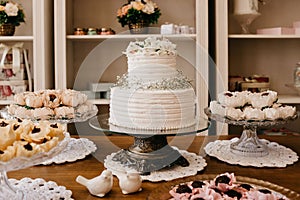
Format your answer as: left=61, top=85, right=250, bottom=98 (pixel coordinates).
left=127, top=55, right=177, bottom=82
left=109, top=87, right=196, bottom=130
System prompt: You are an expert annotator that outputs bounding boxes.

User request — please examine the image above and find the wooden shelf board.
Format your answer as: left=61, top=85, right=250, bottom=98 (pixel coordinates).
left=0, top=36, right=34, bottom=41
left=229, top=34, right=300, bottom=39
left=67, top=34, right=197, bottom=41
left=278, top=94, right=300, bottom=104
left=0, top=100, right=13, bottom=105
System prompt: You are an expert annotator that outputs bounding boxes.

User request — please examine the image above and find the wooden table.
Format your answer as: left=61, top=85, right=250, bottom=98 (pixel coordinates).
left=8, top=134, right=300, bottom=199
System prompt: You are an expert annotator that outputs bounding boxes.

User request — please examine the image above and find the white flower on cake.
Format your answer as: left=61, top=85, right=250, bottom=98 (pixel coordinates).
left=124, top=37, right=177, bottom=56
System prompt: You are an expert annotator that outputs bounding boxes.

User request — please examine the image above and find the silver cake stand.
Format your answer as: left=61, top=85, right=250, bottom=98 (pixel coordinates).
left=204, top=108, right=299, bottom=157
left=89, top=114, right=209, bottom=175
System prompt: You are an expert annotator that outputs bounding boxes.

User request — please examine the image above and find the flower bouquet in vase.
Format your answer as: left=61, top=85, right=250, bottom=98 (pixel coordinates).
left=117, top=0, right=161, bottom=34
left=0, top=1, right=25, bottom=36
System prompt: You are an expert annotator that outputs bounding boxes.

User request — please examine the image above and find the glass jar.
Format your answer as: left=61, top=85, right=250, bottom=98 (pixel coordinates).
left=99, top=28, right=115, bottom=35
left=74, top=28, right=86, bottom=35
left=87, top=28, right=97, bottom=35
left=294, top=62, right=300, bottom=86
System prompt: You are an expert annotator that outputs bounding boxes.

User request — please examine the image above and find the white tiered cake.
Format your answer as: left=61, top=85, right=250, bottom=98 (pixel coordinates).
left=109, top=37, right=196, bottom=130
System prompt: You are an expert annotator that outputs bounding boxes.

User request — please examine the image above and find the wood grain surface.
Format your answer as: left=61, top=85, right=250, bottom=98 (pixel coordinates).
left=8, top=135, right=300, bottom=199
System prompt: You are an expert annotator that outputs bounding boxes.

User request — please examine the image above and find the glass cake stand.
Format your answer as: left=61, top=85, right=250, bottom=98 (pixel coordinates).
left=89, top=114, right=209, bottom=175
left=0, top=106, right=98, bottom=124
left=0, top=132, right=70, bottom=200
left=204, top=108, right=299, bottom=157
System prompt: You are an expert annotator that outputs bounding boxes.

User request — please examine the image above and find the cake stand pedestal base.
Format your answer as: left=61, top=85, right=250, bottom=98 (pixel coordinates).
left=230, top=126, right=269, bottom=157
left=111, top=135, right=189, bottom=175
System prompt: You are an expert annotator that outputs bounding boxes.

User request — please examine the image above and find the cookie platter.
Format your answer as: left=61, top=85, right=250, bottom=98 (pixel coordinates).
left=1, top=89, right=98, bottom=123
left=148, top=174, right=300, bottom=200
left=0, top=127, right=70, bottom=199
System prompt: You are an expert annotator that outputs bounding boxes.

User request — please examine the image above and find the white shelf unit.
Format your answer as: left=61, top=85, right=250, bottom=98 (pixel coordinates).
left=215, top=0, right=300, bottom=134
left=0, top=0, right=53, bottom=105
left=54, top=0, right=209, bottom=118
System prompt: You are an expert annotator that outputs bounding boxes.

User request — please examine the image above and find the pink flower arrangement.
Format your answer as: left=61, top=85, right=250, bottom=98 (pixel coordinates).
left=117, top=0, right=161, bottom=27
left=0, top=1, right=25, bottom=26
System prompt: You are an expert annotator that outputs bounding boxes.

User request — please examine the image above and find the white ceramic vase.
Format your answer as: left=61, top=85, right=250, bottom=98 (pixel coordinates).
left=233, top=0, right=261, bottom=34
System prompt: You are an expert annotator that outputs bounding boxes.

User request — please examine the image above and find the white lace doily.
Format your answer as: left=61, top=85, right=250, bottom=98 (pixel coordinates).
left=7, top=177, right=73, bottom=200
left=204, top=138, right=299, bottom=167
left=42, top=138, right=97, bottom=165
left=104, top=147, right=207, bottom=182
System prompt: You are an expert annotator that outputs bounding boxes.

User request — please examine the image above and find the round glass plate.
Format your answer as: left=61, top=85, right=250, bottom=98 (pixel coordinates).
left=0, top=132, right=70, bottom=172
left=148, top=174, right=300, bottom=200
left=0, top=132, right=70, bottom=199
left=1, top=106, right=98, bottom=124
left=89, top=114, right=210, bottom=136
left=204, top=107, right=299, bottom=128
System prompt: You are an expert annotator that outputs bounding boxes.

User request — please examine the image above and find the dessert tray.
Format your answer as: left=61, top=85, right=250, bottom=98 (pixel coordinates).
left=204, top=108, right=299, bottom=167
left=148, top=174, right=300, bottom=200
left=89, top=114, right=209, bottom=179
left=0, top=132, right=70, bottom=199
left=42, top=138, right=97, bottom=165
left=0, top=105, right=98, bottom=124
left=104, top=146, right=207, bottom=182
left=8, top=177, right=73, bottom=200
left=204, top=137, right=298, bottom=167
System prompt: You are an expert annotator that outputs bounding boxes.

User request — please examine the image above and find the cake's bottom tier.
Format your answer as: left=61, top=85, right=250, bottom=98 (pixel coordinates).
left=109, top=87, right=196, bottom=130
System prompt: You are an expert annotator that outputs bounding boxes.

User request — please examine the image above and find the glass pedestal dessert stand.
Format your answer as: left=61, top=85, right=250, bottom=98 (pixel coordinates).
left=89, top=114, right=209, bottom=175
left=0, top=132, right=70, bottom=200
left=204, top=108, right=299, bottom=157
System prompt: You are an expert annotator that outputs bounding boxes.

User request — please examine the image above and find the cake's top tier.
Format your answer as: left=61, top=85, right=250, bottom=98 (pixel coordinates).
left=115, top=37, right=193, bottom=90
left=124, top=36, right=177, bottom=56
left=125, top=36, right=179, bottom=83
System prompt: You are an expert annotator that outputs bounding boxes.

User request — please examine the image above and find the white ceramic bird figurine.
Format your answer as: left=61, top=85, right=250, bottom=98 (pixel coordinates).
left=76, top=169, right=113, bottom=197
left=117, top=171, right=142, bottom=195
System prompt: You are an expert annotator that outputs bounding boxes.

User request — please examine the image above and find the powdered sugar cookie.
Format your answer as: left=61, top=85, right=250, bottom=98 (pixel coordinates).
left=61, top=89, right=87, bottom=107
left=54, top=106, right=75, bottom=119
left=42, top=90, right=62, bottom=109
left=25, top=93, right=43, bottom=108
left=218, top=91, right=248, bottom=108
left=21, top=124, right=51, bottom=144
left=0, top=145, right=16, bottom=162
left=14, top=141, right=41, bottom=157
left=0, top=120, right=16, bottom=151
left=32, top=107, right=55, bottom=120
